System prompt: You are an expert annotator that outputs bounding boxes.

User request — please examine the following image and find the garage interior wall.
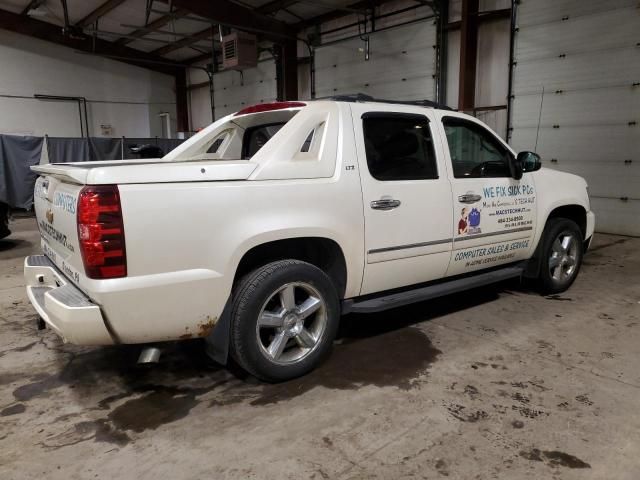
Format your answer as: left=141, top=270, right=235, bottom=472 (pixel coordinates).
left=313, top=1, right=437, bottom=101
left=188, top=54, right=277, bottom=128
left=446, top=0, right=511, bottom=137
left=509, top=0, right=639, bottom=236
left=0, top=30, right=177, bottom=138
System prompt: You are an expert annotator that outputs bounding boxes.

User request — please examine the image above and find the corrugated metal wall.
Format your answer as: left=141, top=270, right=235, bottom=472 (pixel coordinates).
left=509, top=0, right=640, bottom=236
left=314, top=21, right=437, bottom=101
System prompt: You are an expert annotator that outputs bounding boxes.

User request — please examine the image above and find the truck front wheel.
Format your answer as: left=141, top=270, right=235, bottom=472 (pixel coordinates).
left=230, top=260, right=340, bottom=382
left=538, top=218, right=584, bottom=294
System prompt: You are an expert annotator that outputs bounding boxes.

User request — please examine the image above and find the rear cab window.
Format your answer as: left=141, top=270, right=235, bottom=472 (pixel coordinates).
left=242, top=123, right=286, bottom=159
left=164, top=103, right=306, bottom=162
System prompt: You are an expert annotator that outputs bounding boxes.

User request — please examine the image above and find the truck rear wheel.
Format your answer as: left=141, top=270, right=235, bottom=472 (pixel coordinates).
left=230, top=260, right=340, bottom=382
left=538, top=218, right=584, bottom=294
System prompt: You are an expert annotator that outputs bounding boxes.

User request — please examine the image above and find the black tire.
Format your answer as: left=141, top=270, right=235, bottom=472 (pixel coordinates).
left=229, top=260, right=340, bottom=382
left=537, top=218, right=584, bottom=294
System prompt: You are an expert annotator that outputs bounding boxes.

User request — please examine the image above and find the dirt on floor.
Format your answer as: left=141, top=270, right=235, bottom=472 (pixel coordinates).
left=0, top=217, right=639, bottom=479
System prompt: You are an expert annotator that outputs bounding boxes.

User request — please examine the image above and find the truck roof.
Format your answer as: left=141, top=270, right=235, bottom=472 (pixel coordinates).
left=314, top=93, right=453, bottom=111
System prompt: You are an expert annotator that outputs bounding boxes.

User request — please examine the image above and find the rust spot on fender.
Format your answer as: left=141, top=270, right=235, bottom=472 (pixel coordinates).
left=197, top=317, right=216, bottom=337
left=179, top=326, right=193, bottom=340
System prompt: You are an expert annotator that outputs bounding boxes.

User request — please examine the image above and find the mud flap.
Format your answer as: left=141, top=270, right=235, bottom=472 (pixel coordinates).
left=204, top=297, right=232, bottom=365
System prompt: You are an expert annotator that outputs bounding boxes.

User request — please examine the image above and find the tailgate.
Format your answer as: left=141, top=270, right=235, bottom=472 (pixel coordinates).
left=34, top=175, right=85, bottom=288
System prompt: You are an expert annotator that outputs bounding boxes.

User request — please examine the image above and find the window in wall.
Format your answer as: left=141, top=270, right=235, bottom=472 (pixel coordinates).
left=362, top=113, right=438, bottom=181
left=442, top=117, right=512, bottom=178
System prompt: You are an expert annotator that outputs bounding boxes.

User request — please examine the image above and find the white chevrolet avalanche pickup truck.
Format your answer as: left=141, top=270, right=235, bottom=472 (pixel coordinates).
left=25, top=96, right=594, bottom=381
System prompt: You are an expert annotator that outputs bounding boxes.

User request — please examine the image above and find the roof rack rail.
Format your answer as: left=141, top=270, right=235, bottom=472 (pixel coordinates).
left=315, top=93, right=453, bottom=110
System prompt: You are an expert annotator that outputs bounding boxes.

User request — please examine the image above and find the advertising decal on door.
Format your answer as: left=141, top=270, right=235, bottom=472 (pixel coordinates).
left=452, top=183, right=536, bottom=269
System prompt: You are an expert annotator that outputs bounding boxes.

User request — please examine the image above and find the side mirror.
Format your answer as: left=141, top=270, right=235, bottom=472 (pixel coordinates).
left=517, top=151, right=541, bottom=173
left=509, top=154, right=524, bottom=180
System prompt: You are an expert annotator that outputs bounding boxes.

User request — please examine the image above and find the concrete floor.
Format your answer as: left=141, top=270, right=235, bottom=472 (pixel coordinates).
left=1, top=217, right=639, bottom=480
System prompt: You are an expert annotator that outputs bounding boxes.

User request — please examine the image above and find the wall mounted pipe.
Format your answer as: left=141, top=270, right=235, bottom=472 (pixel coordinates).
left=34, top=94, right=89, bottom=138
left=506, top=0, right=517, bottom=142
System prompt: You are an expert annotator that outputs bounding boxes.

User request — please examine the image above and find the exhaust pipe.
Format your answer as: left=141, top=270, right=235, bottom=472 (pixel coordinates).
left=137, top=346, right=161, bottom=364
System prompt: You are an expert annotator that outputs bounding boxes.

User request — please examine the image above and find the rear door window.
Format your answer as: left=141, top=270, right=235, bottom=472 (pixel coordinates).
left=362, top=113, right=438, bottom=181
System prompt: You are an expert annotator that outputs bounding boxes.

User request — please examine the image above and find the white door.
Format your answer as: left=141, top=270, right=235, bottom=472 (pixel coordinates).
left=509, top=0, right=640, bottom=235
left=314, top=21, right=437, bottom=101
left=435, top=113, right=537, bottom=276
left=351, top=104, right=454, bottom=295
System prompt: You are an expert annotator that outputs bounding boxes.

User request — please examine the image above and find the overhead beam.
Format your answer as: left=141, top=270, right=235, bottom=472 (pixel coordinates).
left=257, top=0, right=300, bottom=15
left=0, top=8, right=180, bottom=76
left=446, top=7, right=510, bottom=30
left=76, top=0, right=127, bottom=27
left=293, top=0, right=394, bottom=30
left=458, top=0, right=479, bottom=111
left=21, top=0, right=45, bottom=15
left=116, top=8, right=190, bottom=45
left=168, top=0, right=294, bottom=41
left=151, top=26, right=216, bottom=56
left=183, top=51, right=220, bottom=64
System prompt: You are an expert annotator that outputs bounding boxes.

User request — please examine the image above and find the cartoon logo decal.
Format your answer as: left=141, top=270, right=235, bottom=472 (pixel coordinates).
left=458, top=207, right=482, bottom=235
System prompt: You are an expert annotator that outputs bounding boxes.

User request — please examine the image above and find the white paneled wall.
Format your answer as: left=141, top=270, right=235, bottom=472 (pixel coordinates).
left=188, top=57, right=277, bottom=128
left=509, top=0, right=640, bottom=236
left=213, top=60, right=277, bottom=119
left=445, top=3, right=510, bottom=138
left=315, top=21, right=437, bottom=101
left=0, top=29, right=177, bottom=137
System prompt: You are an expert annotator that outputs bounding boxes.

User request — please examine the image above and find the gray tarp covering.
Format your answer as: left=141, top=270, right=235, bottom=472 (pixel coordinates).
left=46, top=137, right=91, bottom=163
left=47, top=137, right=184, bottom=161
left=0, top=134, right=44, bottom=209
left=123, top=138, right=184, bottom=159
left=90, top=137, right=122, bottom=161
left=1, top=135, right=185, bottom=210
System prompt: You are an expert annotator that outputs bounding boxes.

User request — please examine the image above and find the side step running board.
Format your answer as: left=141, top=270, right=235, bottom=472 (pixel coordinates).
left=343, top=264, right=525, bottom=314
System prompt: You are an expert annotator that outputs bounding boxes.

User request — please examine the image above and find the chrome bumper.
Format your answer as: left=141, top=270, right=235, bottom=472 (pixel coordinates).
left=24, top=255, right=114, bottom=345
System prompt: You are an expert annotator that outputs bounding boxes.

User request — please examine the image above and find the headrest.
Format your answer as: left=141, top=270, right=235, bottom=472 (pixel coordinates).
left=380, top=130, right=419, bottom=158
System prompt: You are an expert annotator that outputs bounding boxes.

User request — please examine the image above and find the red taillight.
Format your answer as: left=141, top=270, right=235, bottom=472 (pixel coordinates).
left=77, top=185, right=126, bottom=279
left=234, top=101, right=306, bottom=116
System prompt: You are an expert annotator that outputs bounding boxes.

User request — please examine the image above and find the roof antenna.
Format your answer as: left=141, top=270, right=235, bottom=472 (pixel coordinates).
left=534, top=85, right=544, bottom=151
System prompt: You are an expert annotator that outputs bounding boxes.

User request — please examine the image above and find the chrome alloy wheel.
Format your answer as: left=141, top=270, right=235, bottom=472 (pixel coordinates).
left=549, top=232, right=578, bottom=282
left=255, top=282, right=327, bottom=365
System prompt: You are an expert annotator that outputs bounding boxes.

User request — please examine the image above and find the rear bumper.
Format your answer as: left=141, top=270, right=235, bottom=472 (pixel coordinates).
left=24, top=255, right=115, bottom=345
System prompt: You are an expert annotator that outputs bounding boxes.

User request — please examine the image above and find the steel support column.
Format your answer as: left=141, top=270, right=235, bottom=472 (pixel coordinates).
left=458, top=0, right=478, bottom=112
left=175, top=69, right=189, bottom=133
left=277, top=39, right=298, bottom=101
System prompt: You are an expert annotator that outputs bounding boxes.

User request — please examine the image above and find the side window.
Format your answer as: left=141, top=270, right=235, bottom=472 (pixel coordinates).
left=442, top=117, right=512, bottom=178
left=362, top=113, right=438, bottom=181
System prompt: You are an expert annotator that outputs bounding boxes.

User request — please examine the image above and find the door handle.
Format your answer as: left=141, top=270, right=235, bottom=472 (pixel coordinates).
left=371, top=198, right=401, bottom=211
left=458, top=193, right=482, bottom=204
